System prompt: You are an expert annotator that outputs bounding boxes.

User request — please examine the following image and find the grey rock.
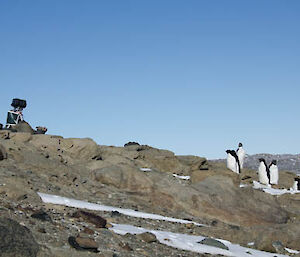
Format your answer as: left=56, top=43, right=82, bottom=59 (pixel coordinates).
left=0, top=144, right=7, bottom=161
left=136, top=232, right=157, bottom=243
left=272, top=241, right=288, bottom=254
left=198, top=238, right=229, bottom=250
left=0, top=217, right=39, bottom=257
left=10, top=121, right=34, bottom=134
left=31, top=211, right=52, bottom=222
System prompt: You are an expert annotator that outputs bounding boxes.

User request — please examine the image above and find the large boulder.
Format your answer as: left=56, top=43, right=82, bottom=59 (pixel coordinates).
left=10, top=121, right=34, bottom=134
left=94, top=164, right=154, bottom=193
left=0, top=218, right=39, bottom=257
left=176, top=155, right=208, bottom=171
left=133, top=145, right=185, bottom=174
left=29, top=135, right=100, bottom=162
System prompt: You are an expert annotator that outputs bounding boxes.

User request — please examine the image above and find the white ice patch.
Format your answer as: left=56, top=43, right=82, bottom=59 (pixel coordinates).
left=173, top=174, right=190, bottom=180
left=140, top=168, right=152, bottom=172
left=37, top=192, right=291, bottom=257
left=37, top=192, right=204, bottom=226
left=110, top=223, right=289, bottom=257
left=285, top=247, right=299, bottom=254
left=252, top=181, right=300, bottom=195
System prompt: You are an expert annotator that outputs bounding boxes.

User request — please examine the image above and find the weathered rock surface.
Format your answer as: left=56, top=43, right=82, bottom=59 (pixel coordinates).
left=0, top=133, right=299, bottom=256
left=10, top=121, right=34, bottom=134
left=0, top=144, right=7, bottom=160
left=0, top=217, right=39, bottom=257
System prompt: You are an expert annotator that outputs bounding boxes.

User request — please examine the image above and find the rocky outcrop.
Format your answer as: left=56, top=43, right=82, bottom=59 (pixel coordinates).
left=94, top=162, right=289, bottom=227
left=0, top=133, right=299, bottom=255
left=0, top=218, right=39, bottom=257
left=10, top=121, right=34, bottom=134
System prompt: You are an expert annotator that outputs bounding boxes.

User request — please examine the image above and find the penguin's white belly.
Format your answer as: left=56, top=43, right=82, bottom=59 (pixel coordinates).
left=237, top=149, right=245, bottom=169
left=258, top=164, right=269, bottom=185
left=227, top=154, right=237, bottom=173
left=292, top=181, right=298, bottom=191
left=269, top=166, right=279, bottom=185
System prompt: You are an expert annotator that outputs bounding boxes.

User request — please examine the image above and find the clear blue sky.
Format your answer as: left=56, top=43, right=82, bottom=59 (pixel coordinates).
left=0, top=1, right=300, bottom=159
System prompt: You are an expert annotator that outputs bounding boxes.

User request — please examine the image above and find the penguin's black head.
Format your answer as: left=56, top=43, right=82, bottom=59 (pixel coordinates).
left=271, top=160, right=277, bottom=165
left=258, top=158, right=265, bottom=163
left=238, top=143, right=243, bottom=147
left=295, top=178, right=300, bottom=182
left=226, top=150, right=231, bottom=154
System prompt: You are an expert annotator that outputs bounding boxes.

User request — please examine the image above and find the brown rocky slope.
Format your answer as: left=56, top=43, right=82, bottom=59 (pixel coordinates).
left=0, top=131, right=299, bottom=256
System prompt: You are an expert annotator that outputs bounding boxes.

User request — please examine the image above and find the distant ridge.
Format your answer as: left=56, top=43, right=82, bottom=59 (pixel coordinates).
left=212, top=153, right=300, bottom=176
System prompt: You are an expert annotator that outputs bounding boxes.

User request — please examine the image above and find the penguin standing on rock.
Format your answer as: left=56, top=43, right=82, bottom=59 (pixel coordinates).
left=292, top=178, right=300, bottom=191
left=269, top=160, right=279, bottom=185
left=226, top=150, right=241, bottom=174
left=258, top=158, right=270, bottom=185
left=236, top=143, right=246, bottom=169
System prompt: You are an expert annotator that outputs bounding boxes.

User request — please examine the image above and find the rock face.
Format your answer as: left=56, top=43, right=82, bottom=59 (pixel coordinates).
left=0, top=133, right=299, bottom=256
left=94, top=164, right=154, bottom=193
left=0, top=218, right=39, bottom=257
left=0, top=144, right=7, bottom=160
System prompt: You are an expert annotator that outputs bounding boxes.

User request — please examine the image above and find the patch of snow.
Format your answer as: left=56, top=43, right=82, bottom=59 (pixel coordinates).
left=252, top=181, right=300, bottom=195
left=239, top=184, right=248, bottom=188
left=173, top=174, right=190, bottom=180
left=247, top=242, right=254, bottom=246
left=140, top=168, right=152, bottom=172
left=110, top=223, right=288, bottom=257
left=285, top=247, right=299, bottom=254
left=37, top=192, right=204, bottom=226
left=38, top=192, right=290, bottom=257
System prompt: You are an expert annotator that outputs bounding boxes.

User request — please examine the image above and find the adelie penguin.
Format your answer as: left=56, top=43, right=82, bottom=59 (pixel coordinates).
left=292, top=178, right=300, bottom=191
left=258, top=158, right=270, bottom=185
left=226, top=150, right=241, bottom=174
left=269, top=160, right=279, bottom=185
left=236, top=143, right=246, bottom=169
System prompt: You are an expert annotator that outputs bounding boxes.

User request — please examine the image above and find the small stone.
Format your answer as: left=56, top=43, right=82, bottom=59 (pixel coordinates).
left=37, top=227, right=46, bottom=233
left=136, top=232, right=157, bottom=243
left=119, top=242, right=133, bottom=251
left=68, top=236, right=99, bottom=253
left=106, top=223, right=113, bottom=228
left=198, top=238, right=229, bottom=250
left=82, top=227, right=95, bottom=235
left=241, top=176, right=252, bottom=180
left=111, top=210, right=121, bottom=217
left=73, top=210, right=107, bottom=228
left=185, top=223, right=195, bottom=229
left=0, top=131, right=10, bottom=140
left=31, top=211, right=52, bottom=222
left=272, top=241, right=288, bottom=254
left=75, top=236, right=98, bottom=249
